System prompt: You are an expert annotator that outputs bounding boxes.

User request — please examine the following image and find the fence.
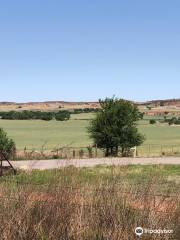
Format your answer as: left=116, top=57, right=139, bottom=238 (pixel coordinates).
left=137, top=144, right=180, bottom=157
left=15, top=144, right=180, bottom=160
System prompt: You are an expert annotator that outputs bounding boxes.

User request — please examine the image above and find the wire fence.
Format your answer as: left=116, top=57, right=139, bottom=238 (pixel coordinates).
left=137, top=144, right=180, bottom=157
left=15, top=144, right=180, bottom=160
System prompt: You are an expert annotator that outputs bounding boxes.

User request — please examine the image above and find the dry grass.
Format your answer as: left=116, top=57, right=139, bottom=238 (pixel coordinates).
left=0, top=166, right=179, bottom=240
left=0, top=101, right=99, bottom=111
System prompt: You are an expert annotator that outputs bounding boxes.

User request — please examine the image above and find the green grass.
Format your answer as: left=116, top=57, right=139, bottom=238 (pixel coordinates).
left=1, top=165, right=180, bottom=194
left=70, top=112, right=95, bottom=120
left=0, top=119, right=92, bottom=150
left=139, top=123, right=180, bottom=145
left=1, top=113, right=180, bottom=152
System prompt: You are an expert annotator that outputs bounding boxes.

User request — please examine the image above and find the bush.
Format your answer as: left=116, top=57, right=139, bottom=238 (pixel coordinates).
left=40, top=112, right=53, bottom=121
left=73, top=108, right=99, bottom=114
left=160, top=101, right=164, bottom=106
left=0, top=128, right=16, bottom=160
left=55, top=111, right=70, bottom=121
left=149, top=119, right=156, bottom=124
left=166, top=117, right=180, bottom=125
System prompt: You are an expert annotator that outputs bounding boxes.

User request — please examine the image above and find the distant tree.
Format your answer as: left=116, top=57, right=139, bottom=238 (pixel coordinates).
left=0, top=128, right=16, bottom=160
left=160, top=101, right=165, bottom=107
left=40, top=112, right=53, bottom=121
left=55, top=111, right=70, bottom=121
left=0, top=110, right=71, bottom=121
left=146, top=106, right=152, bottom=110
left=149, top=119, right=156, bottom=124
left=168, top=117, right=176, bottom=125
left=88, top=97, right=145, bottom=157
left=139, top=112, right=144, bottom=120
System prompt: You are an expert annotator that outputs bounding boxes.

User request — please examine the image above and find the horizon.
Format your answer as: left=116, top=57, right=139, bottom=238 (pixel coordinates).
left=0, top=97, right=180, bottom=104
left=1, top=1, right=180, bottom=102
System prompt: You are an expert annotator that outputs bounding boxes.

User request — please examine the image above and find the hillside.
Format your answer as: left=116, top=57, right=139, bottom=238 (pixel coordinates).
left=0, top=101, right=99, bottom=111
left=0, top=99, right=180, bottom=115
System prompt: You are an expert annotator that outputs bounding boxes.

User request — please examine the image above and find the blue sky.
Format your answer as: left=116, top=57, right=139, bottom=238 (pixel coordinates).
left=0, top=0, right=180, bottom=102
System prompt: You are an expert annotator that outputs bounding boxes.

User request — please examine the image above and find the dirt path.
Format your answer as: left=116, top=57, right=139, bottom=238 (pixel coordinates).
left=4, top=157, right=180, bottom=170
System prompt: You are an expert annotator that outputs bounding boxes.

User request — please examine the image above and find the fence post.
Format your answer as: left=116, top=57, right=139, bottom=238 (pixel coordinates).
left=95, top=144, right=97, bottom=157
left=148, top=144, right=151, bottom=157
left=73, top=150, right=76, bottom=159
left=0, top=159, right=2, bottom=176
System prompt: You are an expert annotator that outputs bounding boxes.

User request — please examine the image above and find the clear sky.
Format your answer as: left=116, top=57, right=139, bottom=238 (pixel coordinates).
left=0, top=0, right=180, bottom=102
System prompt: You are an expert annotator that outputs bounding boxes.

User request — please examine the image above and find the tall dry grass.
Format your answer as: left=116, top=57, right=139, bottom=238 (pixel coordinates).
left=0, top=177, right=179, bottom=240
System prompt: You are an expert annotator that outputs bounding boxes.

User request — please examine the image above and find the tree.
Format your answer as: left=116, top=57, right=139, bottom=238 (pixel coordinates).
left=55, top=111, right=70, bottom=121
left=88, top=97, right=145, bottom=157
left=0, top=128, right=16, bottom=160
left=40, top=112, right=53, bottom=121
left=149, top=119, right=156, bottom=124
left=160, top=101, right=164, bottom=107
left=139, top=112, right=144, bottom=120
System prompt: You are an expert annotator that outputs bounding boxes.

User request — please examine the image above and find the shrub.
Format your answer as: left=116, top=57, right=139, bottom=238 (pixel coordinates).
left=40, top=112, right=53, bottom=121
left=160, top=101, right=164, bottom=106
left=0, top=128, right=16, bottom=160
left=149, top=119, right=156, bottom=124
left=167, top=117, right=180, bottom=125
left=79, top=149, right=84, bottom=158
left=87, top=145, right=93, bottom=158
left=55, top=111, right=70, bottom=121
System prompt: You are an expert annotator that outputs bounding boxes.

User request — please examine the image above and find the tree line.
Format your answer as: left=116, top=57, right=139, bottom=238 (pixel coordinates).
left=0, top=110, right=70, bottom=121
left=72, top=108, right=99, bottom=114
left=163, top=116, right=180, bottom=125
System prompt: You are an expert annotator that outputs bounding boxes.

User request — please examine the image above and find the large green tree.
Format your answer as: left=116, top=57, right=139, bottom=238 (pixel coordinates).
left=88, top=97, right=145, bottom=156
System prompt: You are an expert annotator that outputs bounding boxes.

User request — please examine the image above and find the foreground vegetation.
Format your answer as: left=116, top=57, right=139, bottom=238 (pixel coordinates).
left=0, top=165, right=179, bottom=239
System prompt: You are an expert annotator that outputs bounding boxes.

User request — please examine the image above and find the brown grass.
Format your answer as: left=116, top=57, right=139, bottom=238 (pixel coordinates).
left=0, top=101, right=99, bottom=111
left=0, top=179, right=179, bottom=240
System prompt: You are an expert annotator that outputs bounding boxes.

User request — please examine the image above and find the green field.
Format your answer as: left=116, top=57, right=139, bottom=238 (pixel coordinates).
left=0, top=119, right=90, bottom=150
left=1, top=113, right=180, bottom=154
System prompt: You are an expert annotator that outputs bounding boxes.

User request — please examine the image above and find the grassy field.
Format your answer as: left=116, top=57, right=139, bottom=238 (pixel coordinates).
left=1, top=113, right=180, bottom=154
left=0, top=119, right=90, bottom=149
left=1, top=165, right=180, bottom=191
left=0, top=165, right=179, bottom=239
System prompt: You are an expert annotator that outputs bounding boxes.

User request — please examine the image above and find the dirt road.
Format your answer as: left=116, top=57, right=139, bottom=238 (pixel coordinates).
left=5, top=157, right=180, bottom=170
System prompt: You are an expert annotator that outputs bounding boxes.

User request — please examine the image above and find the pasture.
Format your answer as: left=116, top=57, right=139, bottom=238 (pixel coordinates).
left=0, top=113, right=180, bottom=156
